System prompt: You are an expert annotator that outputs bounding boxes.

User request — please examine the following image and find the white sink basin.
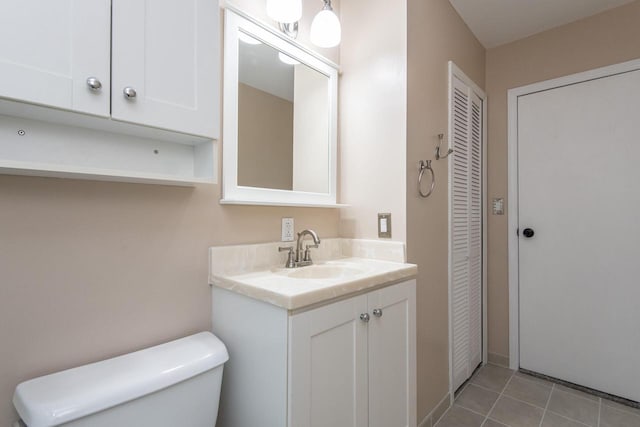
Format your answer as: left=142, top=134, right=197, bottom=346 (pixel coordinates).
left=211, top=255, right=417, bottom=310
left=272, top=262, right=368, bottom=280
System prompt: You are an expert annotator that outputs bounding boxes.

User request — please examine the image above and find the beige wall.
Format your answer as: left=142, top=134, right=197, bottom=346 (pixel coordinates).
left=486, top=0, right=640, bottom=359
left=407, top=0, right=485, bottom=421
left=338, top=0, right=407, bottom=241
left=0, top=3, right=341, bottom=425
left=238, top=83, right=294, bottom=190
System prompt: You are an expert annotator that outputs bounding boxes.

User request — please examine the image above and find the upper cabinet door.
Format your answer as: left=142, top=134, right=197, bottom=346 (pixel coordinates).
left=111, top=0, right=220, bottom=139
left=0, top=0, right=111, bottom=117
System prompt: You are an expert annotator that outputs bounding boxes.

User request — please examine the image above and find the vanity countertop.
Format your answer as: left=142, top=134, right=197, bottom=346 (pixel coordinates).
left=210, top=257, right=417, bottom=311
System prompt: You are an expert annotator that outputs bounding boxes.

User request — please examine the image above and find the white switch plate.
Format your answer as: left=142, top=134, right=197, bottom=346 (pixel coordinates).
left=492, top=198, right=504, bottom=215
left=282, top=218, right=294, bottom=242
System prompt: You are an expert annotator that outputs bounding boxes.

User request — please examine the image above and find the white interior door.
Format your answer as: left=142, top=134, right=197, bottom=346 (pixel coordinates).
left=518, top=68, right=640, bottom=402
left=450, top=71, right=484, bottom=392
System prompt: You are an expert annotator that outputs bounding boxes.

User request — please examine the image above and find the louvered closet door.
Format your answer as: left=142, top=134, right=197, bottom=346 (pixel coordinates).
left=450, top=75, right=483, bottom=392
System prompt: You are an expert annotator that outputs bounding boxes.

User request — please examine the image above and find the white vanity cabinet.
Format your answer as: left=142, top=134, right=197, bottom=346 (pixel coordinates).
left=290, top=280, right=417, bottom=427
left=211, top=279, right=416, bottom=427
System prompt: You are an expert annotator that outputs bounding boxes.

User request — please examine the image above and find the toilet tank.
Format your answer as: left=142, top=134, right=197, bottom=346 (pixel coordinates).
left=13, top=332, right=228, bottom=427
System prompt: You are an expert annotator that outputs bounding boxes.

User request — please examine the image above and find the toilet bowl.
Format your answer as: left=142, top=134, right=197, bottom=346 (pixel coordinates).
left=13, top=332, right=228, bottom=427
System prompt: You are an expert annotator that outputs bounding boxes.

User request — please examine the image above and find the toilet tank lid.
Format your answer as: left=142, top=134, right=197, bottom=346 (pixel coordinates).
left=13, top=331, right=228, bottom=427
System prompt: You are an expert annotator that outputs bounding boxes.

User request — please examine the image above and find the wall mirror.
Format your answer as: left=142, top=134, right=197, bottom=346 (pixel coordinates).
left=222, top=9, right=339, bottom=207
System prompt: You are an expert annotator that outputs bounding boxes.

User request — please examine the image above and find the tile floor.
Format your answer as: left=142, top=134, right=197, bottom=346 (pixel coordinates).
left=435, top=364, right=640, bottom=427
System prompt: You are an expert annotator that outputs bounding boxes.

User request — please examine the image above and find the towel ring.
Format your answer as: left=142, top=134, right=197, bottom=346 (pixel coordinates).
left=418, top=160, right=435, bottom=198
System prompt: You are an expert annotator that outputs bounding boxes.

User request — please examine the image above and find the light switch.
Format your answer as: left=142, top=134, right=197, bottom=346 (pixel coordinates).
left=492, top=198, right=504, bottom=215
left=378, top=213, right=391, bottom=238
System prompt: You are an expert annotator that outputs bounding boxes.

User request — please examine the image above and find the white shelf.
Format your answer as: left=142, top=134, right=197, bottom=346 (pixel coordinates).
left=0, top=113, right=216, bottom=186
left=0, top=160, right=214, bottom=186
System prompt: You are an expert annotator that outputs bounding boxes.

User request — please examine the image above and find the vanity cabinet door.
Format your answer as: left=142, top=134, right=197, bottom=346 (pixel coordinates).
left=368, top=280, right=417, bottom=427
left=111, top=0, right=219, bottom=138
left=289, top=294, right=369, bottom=427
left=0, top=0, right=111, bottom=117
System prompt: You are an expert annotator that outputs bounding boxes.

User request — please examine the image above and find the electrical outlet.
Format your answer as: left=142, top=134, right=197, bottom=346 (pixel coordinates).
left=378, top=213, right=392, bottom=238
left=282, top=218, right=294, bottom=242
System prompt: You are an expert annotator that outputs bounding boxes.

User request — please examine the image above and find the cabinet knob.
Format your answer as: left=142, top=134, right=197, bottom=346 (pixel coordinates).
left=123, top=87, right=137, bottom=99
left=373, top=308, right=383, bottom=318
left=360, top=313, right=370, bottom=323
left=86, top=77, right=102, bottom=91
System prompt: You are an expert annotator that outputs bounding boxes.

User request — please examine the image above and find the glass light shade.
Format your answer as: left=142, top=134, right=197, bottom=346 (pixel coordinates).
left=278, top=52, right=300, bottom=65
left=266, top=0, right=302, bottom=23
left=310, top=9, right=341, bottom=48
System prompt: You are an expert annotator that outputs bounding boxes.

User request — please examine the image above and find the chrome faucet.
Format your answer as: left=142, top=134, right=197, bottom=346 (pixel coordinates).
left=295, top=229, right=321, bottom=267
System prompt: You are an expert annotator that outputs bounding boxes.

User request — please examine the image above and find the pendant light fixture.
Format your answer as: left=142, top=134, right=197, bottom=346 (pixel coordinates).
left=310, top=0, right=341, bottom=48
left=266, top=0, right=302, bottom=24
left=266, top=0, right=302, bottom=39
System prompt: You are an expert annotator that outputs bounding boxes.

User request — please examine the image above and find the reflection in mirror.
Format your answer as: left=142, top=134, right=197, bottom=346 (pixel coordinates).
left=237, top=32, right=330, bottom=193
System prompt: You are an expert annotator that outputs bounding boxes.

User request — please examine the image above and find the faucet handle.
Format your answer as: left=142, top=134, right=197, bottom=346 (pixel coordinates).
left=279, top=246, right=296, bottom=268
left=303, top=244, right=318, bottom=262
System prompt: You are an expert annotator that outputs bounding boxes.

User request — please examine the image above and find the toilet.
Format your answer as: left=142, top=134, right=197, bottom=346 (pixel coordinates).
left=12, top=332, right=228, bottom=427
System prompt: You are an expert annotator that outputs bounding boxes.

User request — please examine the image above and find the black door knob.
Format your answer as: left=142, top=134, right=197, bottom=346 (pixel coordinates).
left=523, top=228, right=535, bottom=238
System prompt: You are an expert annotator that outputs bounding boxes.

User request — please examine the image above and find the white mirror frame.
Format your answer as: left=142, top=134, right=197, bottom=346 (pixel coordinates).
left=221, top=8, right=339, bottom=207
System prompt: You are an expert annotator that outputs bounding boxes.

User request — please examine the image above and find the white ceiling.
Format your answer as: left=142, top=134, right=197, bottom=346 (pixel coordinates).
left=448, top=0, right=636, bottom=48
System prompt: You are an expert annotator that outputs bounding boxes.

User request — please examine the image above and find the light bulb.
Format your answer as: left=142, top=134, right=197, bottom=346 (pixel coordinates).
left=310, top=7, right=341, bottom=48
left=266, top=0, right=302, bottom=23
left=278, top=52, right=300, bottom=65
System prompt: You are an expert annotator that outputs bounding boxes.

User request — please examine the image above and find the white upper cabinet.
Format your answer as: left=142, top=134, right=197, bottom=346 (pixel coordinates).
left=112, top=0, right=219, bottom=138
left=0, top=0, right=219, bottom=185
left=0, top=0, right=219, bottom=137
left=0, top=0, right=111, bottom=117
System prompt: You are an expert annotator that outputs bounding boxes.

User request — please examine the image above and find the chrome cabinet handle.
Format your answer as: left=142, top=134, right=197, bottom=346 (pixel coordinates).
left=373, top=308, right=383, bottom=318
left=123, top=87, right=137, bottom=99
left=360, top=313, right=370, bottom=323
left=86, top=77, right=102, bottom=91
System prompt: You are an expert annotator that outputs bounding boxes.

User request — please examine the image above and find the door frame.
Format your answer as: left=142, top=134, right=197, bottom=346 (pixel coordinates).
left=507, top=58, right=640, bottom=370
left=447, top=61, right=488, bottom=402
